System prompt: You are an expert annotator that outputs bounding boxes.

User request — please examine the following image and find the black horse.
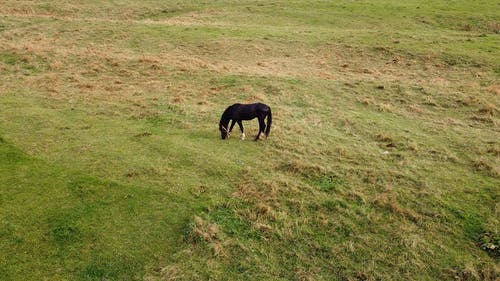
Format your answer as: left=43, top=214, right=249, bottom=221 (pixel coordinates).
left=219, top=103, right=272, bottom=140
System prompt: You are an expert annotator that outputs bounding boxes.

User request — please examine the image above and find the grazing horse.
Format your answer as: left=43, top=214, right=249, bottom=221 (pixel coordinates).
left=219, top=103, right=272, bottom=140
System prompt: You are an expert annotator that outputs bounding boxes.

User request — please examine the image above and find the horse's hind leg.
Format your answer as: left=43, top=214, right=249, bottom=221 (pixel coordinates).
left=237, top=120, right=245, bottom=140
left=255, top=116, right=266, bottom=141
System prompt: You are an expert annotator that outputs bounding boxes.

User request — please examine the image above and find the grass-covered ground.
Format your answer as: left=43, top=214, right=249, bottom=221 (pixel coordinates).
left=0, top=1, right=499, bottom=280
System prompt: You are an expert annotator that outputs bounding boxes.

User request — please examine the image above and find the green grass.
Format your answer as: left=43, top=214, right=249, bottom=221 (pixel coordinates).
left=0, top=0, right=499, bottom=280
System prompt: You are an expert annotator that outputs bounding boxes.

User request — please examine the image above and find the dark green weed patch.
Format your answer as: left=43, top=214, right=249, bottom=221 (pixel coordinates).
left=0, top=140, right=28, bottom=164
left=0, top=52, right=23, bottom=65
left=50, top=221, right=83, bottom=246
left=210, top=205, right=260, bottom=239
left=321, top=199, right=348, bottom=212
left=307, top=173, right=343, bottom=192
left=448, top=207, right=486, bottom=239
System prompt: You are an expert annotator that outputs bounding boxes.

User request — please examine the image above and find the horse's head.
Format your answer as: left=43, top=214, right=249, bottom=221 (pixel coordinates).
left=219, top=106, right=234, bottom=140
left=219, top=123, right=230, bottom=139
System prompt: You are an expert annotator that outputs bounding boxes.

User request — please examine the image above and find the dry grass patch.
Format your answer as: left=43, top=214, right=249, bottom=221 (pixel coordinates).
left=186, top=216, right=228, bottom=258
left=372, top=192, right=422, bottom=223
left=472, top=158, right=500, bottom=178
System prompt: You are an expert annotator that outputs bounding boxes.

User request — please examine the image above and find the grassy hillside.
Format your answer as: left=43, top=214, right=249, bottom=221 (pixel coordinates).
left=0, top=1, right=498, bottom=280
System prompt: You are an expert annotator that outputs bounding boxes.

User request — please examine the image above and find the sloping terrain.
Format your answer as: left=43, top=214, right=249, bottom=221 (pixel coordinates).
left=0, top=1, right=498, bottom=280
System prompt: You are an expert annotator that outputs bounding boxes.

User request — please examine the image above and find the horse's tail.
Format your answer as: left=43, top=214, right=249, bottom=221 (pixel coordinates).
left=265, top=107, right=272, bottom=137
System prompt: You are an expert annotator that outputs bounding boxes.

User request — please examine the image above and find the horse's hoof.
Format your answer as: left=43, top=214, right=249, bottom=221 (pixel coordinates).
left=241, top=133, right=246, bottom=140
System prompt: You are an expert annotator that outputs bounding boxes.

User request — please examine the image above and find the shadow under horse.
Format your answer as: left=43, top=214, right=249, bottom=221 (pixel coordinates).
left=219, top=103, right=272, bottom=141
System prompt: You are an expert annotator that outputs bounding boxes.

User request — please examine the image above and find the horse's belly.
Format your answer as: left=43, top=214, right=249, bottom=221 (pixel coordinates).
left=240, top=116, right=256, bottom=121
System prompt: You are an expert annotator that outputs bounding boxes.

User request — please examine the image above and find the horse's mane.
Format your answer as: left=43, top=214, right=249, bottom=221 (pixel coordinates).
left=220, top=104, right=239, bottom=123
left=220, top=105, right=234, bottom=126
left=225, top=103, right=240, bottom=112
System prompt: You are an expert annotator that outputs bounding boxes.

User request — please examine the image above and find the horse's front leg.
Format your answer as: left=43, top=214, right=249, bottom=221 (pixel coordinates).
left=228, top=120, right=236, bottom=138
left=237, top=120, right=245, bottom=140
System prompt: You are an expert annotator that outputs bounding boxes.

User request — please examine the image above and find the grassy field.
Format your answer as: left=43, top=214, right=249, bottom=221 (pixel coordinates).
left=0, top=1, right=499, bottom=280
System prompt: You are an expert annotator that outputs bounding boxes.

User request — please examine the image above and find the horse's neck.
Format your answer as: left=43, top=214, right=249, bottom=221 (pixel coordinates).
left=221, top=109, right=232, bottom=124
left=220, top=115, right=230, bottom=127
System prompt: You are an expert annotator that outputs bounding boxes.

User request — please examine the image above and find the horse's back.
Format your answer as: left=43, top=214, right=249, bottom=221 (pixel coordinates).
left=231, top=103, right=267, bottom=110
left=256, top=102, right=270, bottom=112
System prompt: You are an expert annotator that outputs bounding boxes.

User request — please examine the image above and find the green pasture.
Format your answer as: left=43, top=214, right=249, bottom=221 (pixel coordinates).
left=0, top=1, right=498, bottom=280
